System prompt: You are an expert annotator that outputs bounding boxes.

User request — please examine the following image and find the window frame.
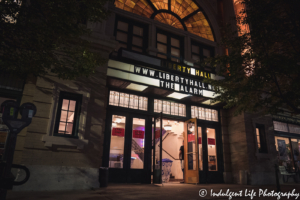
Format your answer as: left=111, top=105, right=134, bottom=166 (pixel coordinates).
left=54, top=92, right=82, bottom=138
left=191, top=41, right=215, bottom=66
left=114, top=16, right=148, bottom=53
left=255, top=124, right=268, bottom=154
left=156, top=29, right=184, bottom=63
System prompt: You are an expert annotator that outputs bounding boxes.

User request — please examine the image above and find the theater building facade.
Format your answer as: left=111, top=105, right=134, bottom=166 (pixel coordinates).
left=0, top=0, right=299, bottom=191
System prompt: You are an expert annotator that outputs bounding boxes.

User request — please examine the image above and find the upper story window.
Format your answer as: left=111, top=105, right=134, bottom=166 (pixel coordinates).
left=114, top=0, right=214, bottom=41
left=156, top=30, right=183, bottom=62
left=191, top=42, right=215, bottom=65
left=115, top=17, right=148, bottom=53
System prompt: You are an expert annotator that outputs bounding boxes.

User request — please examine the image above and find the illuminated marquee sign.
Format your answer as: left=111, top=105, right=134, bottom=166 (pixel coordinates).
left=134, top=66, right=214, bottom=96
left=161, top=60, right=212, bottom=79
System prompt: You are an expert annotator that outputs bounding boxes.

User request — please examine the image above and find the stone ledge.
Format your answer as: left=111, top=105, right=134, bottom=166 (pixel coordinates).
left=42, top=135, right=88, bottom=150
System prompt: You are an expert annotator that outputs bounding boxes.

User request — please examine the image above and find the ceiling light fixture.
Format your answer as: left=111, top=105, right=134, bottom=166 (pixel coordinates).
left=164, top=120, right=172, bottom=131
left=115, top=117, right=122, bottom=123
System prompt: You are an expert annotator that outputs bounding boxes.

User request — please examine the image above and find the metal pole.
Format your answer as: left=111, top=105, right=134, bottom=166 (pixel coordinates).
left=275, top=164, right=281, bottom=192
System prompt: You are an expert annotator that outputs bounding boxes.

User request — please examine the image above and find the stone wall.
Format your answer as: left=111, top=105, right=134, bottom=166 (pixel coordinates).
left=12, top=30, right=118, bottom=191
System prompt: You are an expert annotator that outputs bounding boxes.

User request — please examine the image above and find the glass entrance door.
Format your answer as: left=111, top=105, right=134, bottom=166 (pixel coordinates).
left=184, top=118, right=199, bottom=183
left=106, top=113, right=150, bottom=183
left=152, top=112, right=162, bottom=184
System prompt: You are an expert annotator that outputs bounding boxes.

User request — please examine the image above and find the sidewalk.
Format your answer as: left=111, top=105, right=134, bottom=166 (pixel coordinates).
left=6, top=182, right=300, bottom=200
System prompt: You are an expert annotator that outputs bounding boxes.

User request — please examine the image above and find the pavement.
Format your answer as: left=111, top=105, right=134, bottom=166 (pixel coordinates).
left=6, top=182, right=300, bottom=200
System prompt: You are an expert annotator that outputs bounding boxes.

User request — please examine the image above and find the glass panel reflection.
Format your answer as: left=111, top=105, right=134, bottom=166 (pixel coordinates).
left=198, top=127, right=203, bottom=170
left=207, top=128, right=217, bottom=171
left=131, top=118, right=145, bottom=169
left=109, top=115, right=126, bottom=168
left=187, top=122, right=196, bottom=170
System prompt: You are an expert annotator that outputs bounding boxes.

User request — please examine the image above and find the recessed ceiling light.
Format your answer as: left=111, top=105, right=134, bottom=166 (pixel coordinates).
left=167, top=92, right=191, bottom=99
left=126, top=83, right=148, bottom=91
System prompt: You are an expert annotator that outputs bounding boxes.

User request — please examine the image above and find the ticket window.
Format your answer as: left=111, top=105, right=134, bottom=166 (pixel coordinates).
left=109, top=115, right=126, bottom=168
left=207, top=128, right=217, bottom=171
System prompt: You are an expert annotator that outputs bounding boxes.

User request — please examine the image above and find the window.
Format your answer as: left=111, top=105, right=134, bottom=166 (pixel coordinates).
left=54, top=92, right=82, bottom=137
left=115, top=17, right=147, bottom=53
left=154, top=99, right=186, bottom=117
left=156, top=30, right=183, bottom=63
left=191, top=106, right=218, bottom=122
left=114, top=0, right=214, bottom=41
left=110, top=115, right=126, bottom=168
left=191, top=42, right=214, bottom=65
left=273, top=121, right=300, bottom=134
left=207, top=128, right=217, bottom=171
left=109, top=91, right=148, bottom=111
left=256, top=124, right=268, bottom=153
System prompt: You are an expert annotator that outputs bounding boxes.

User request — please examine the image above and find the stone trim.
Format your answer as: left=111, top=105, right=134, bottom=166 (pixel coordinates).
left=42, top=135, right=88, bottom=149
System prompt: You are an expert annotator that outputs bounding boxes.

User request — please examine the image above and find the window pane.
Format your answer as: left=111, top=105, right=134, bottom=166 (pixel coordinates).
left=62, top=99, right=69, bottom=110
left=205, top=108, right=212, bottom=121
left=157, top=33, right=167, bottom=43
left=171, top=48, right=180, bottom=57
left=192, top=45, right=199, bottom=54
left=212, top=110, right=218, bottom=122
left=132, top=36, right=143, bottom=47
left=117, top=21, right=128, bottom=31
left=109, top=91, right=119, bottom=106
left=129, top=95, right=139, bottom=109
left=157, top=54, right=167, bottom=59
left=256, top=128, right=261, bottom=149
left=199, top=107, right=205, bottom=120
left=187, top=121, right=196, bottom=170
left=171, top=102, right=175, bottom=115
left=207, top=128, right=217, bottom=171
left=198, top=127, right=203, bottom=170
left=119, top=43, right=127, bottom=49
left=171, top=57, right=180, bottom=62
left=273, top=121, right=288, bottom=132
left=116, top=31, right=127, bottom=42
left=171, top=37, right=180, bottom=47
left=192, top=54, right=200, bottom=62
left=59, top=122, right=66, bottom=133
left=69, top=100, right=76, bottom=111
left=119, top=93, right=129, bottom=108
left=66, top=123, right=73, bottom=135
left=288, top=124, right=300, bottom=134
left=275, top=136, right=293, bottom=169
left=67, top=111, right=74, bottom=122
left=133, top=26, right=143, bottom=36
left=157, top=43, right=167, bottom=53
left=132, top=47, right=143, bottom=52
left=163, top=101, right=170, bottom=115
left=60, top=111, right=68, bottom=122
left=109, top=115, right=126, bottom=168
left=139, top=96, right=148, bottom=111
left=174, top=103, right=179, bottom=116
left=131, top=118, right=145, bottom=169
left=203, top=49, right=211, bottom=58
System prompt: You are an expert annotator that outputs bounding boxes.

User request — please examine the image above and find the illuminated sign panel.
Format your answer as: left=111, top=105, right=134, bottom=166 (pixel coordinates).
left=107, top=59, right=218, bottom=98
left=133, top=66, right=214, bottom=96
